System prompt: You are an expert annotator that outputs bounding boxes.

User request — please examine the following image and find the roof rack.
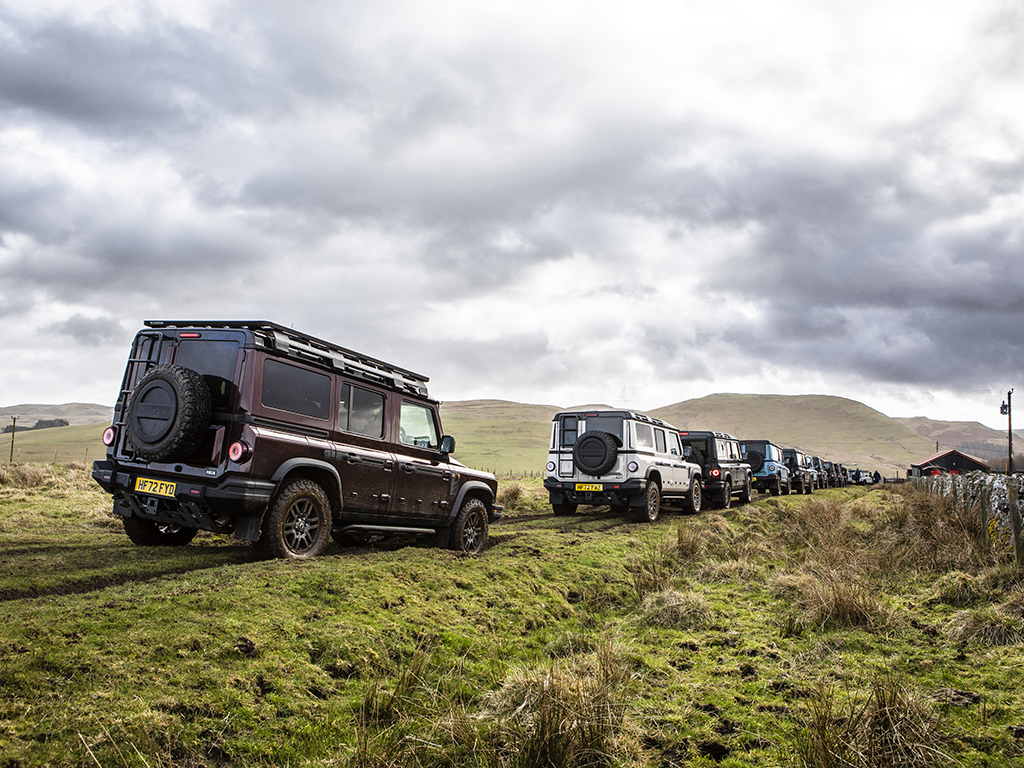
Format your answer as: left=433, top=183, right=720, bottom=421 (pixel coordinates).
left=144, top=320, right=430, bottom=397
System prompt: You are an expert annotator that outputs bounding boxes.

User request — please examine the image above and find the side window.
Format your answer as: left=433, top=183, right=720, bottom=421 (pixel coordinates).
left=668, top=432, right=681, bottom=457
left=560, top=416, right=578, bottom=448
left=635, top=423, right=654, bottom=449
left=399, top=401, right=439, bottom=449
left=262, top=359, right=331, bottom=420
left=655, top=429, right=667, bottom=454
left=339, top=383, right=385, bottom=438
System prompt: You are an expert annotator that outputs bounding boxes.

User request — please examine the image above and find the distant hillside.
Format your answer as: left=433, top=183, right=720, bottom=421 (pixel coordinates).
left=0, top=422, right=107, bottom=465
left=0, top=403, right=113, bottom=427
left=440, top=400, right=560, bottom=476
left=650, top=394, right=936, bottom=476
left=0, top=396, right=987, bottom=478
left=894, top=416, right=1023, bottom=448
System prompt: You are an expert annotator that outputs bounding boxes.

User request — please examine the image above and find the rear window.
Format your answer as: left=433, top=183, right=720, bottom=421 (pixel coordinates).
left=262, top=359, right=331, bottom=420
left=583, top=416, right=623, bottom=443
left=175, top=339, right=240, bottom=411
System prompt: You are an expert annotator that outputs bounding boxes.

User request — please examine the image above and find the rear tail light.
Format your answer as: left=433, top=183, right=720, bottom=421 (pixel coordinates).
left=102, top=427, right=116, bottom=446
left=627, top=461, right=639, bottom=473
left=546, top=461, right=556, bottom=472
left=710, top=467, right=721, bottom=478
left=228, top=441, right=251, bottom=462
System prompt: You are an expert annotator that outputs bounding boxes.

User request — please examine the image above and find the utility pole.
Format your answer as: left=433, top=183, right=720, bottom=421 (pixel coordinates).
left=8, top=417, right=15, bottom=464
left=1001, top=389, right=1014, bottom=475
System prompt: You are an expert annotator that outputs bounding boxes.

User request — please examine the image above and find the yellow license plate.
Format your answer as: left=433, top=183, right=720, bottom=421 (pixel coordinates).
left=575, top=483, right=603, bottom=492
left=134, top=477, right=176, bottom=498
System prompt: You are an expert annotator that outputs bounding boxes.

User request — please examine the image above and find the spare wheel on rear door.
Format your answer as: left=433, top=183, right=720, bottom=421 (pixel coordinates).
left=573, top=431, right=619, bottom=476
left=125, top=364, right=212, bottom=462
left=744, top=450, right=765, bottom=474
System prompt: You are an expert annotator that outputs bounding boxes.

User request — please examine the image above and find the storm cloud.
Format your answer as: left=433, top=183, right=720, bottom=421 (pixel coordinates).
left=1, top=0, right=1021, bottom=426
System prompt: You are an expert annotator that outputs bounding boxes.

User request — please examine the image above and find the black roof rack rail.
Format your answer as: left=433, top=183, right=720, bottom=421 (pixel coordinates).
left=143, top=320, right=430, bottom=396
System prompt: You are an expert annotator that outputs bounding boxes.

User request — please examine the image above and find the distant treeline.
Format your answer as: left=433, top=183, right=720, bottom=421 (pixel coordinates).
left=956, top=440, right=1013, bottom=462
left=1, top=419, right=70, bottom=434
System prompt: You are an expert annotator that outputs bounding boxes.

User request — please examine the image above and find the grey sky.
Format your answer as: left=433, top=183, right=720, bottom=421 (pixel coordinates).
left=1, top=0, right=1021, bottom=429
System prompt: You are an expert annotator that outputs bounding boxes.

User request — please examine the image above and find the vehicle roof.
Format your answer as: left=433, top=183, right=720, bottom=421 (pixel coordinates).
left=142, top=320, right=431, bottom=398
left=552, top=409, right=676, bottom=429
left=678, top=430, right=737, bottom=440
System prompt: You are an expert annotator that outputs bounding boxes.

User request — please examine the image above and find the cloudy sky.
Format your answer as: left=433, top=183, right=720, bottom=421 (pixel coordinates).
left=2, top=0, right=1022, bottom=429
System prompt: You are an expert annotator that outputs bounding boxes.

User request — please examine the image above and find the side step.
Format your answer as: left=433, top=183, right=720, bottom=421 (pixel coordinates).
left=335, top=524, right=437, bottom=537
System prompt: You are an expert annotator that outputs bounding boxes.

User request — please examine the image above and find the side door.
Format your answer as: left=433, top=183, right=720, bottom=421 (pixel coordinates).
left=653, top=426, right=686, bottom=497
left=390, top=400, right=452, bottom=520
left=315, top=382, right=395, bottom=515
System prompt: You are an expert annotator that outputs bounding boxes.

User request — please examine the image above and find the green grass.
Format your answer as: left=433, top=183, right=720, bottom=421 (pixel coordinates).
left=0, top=422, right=107, bottom=466
left=2, top=468, right=1024, bottom=767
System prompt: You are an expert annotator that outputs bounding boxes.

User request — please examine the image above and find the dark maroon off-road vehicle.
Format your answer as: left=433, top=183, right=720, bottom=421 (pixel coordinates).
left=92, top=321, right=501, bottom=558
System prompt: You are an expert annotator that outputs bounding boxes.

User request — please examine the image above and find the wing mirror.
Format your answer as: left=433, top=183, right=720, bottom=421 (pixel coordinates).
left=440, top=435, right=456, bottom=456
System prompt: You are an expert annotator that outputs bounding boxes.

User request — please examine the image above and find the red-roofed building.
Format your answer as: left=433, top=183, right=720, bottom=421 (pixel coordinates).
left=908, top=449, right=990, bottom=477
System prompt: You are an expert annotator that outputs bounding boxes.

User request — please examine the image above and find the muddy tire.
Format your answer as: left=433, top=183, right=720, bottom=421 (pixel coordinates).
left=634, top=481, right=661, bottom=523
left=551, top=501, right=578, bottom=516
left=686, top=480, right=702, bottom=515
left=123, top=516, right=198, bottom=546
left=739, top=476, right=752, bottom=504
left=255, top=479, right=331, bottom=559
left=449, top=497, right=488, bottom=554
left=720, top=481, right=732, bottom=509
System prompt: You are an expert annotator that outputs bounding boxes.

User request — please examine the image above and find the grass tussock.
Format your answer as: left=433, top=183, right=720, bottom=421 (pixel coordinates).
left=948, top=606, right=1024, bottom=646
left=927, top=570, right=985, bottom=607
left=483, top=639, right=636, bottom=768
left=798, top=570, right=896, bottom=631
left=0, top=462, right=93, bottom=492
left=637, top=589, right=713, bottom=630
left=625, top=538, right=679, bottom=600
left=794, top=675, right=956, bottom=768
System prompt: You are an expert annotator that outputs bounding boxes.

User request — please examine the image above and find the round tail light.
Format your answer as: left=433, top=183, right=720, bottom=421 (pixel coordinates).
left=710, top=467, right=721, bottom=478
left=102, top=427, right=116, bottom=446
left=627, top=461, right=639, bottom=473
left=228, top=441, right=250, bottom=462
left=546, top=461, right=556, bottom=472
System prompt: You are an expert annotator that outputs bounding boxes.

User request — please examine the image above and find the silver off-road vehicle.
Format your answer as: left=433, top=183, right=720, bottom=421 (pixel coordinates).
left=543, top=409, right=702, bottom=522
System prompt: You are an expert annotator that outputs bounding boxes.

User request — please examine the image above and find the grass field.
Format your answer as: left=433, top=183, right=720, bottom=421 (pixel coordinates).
left=2, top=465, right=1023, bottom=767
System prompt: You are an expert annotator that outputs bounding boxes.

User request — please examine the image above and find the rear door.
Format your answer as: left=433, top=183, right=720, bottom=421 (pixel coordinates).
left=317, top=381, right=395, bottom=514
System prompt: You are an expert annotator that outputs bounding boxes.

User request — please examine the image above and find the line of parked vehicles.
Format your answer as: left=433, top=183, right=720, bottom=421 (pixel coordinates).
left=543, top=408, right=876, bottom=522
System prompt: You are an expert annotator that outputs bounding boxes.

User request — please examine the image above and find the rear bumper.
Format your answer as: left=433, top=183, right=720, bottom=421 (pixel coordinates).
left=92, top=460, right=276, bottom=539
left=544, top=477, right=644, bottom=505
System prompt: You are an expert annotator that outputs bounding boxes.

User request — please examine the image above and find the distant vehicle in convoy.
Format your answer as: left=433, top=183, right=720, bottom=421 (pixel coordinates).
left=741, top=439, right=791, bottom=495
left=677, top=430, right=752, bottom=508
left=782, top=448, right=816, bottom=494
left=544, top=409, right=702, bottom=522
left=92, top=320, right=501, bottom=558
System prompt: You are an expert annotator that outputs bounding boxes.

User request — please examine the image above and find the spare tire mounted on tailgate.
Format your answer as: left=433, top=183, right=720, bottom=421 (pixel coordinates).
left=573, top=431, right=619, bottom=476
left=126, top=364, right=211, bottom=462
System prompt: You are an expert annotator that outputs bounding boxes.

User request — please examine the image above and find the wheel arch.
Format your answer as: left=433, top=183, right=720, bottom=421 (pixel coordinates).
left=450, top=481, right=496, bottom=523
left=270, top=459, right=343, bottom=517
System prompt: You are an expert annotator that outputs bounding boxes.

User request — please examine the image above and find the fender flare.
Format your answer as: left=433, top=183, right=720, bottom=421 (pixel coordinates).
left=449, top=481, right=497, bottom=524
left=270, top=458, right=344, bottom=510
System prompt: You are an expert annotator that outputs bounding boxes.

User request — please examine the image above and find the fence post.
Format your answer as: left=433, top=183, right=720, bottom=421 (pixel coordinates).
left=980, top=484, right=990, bottom=551
left=1010, top=480, right=1024, bottom=565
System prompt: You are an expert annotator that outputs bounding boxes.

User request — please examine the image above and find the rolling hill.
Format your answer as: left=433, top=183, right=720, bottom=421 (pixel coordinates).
left=0, top=396, right=999, bottom=478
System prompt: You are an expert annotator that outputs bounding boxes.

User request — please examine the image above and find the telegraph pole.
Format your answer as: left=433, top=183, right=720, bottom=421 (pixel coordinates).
left=8, top=417, right=15, bottom=464
left=1001, top=390, right=1014, bottom=475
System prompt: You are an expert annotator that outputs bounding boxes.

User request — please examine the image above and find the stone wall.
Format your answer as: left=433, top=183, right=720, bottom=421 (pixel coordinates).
left=912, top=472, right=1022, bottom=557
